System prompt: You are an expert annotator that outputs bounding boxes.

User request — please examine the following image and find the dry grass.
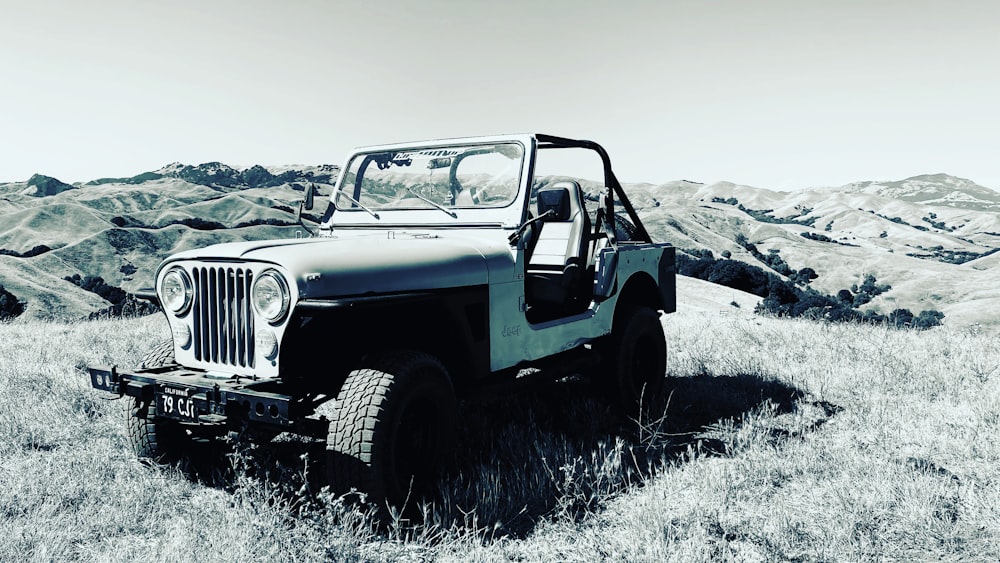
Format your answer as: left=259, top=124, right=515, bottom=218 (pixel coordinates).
left=2, top=312, right=999, bottom=561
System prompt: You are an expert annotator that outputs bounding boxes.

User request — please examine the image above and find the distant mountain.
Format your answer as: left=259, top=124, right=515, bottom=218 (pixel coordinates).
left=838, top=174, right=1000, bottom=211
left=85, top=162, right=339, bottom=189
left=21, top=174, right=76, bottom=197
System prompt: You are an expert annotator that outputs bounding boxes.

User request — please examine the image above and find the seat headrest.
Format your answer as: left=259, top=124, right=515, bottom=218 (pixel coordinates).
left=536, top=181, right=582, bottom=221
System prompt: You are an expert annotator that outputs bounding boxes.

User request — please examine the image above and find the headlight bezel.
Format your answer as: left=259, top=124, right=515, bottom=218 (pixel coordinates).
left=160, top=267, right=193, bottom=315
left=252, top=269, right=291, bottom=324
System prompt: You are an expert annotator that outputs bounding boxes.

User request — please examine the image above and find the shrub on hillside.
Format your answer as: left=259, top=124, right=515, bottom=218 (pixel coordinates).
left=64, top=274, right=127, bottom=306
left=913, top=309, right=946, bottom=329
left=857, top=274, right=891, bottom=297
left=712, top=197, right=815, bottom=226
left=789, top=267, right=818, bottom=285
left=733, top=234, right=794, bottom=276
left=0, top=285, right=25, bottom=320
left=88, top=294, right=159, bottom=320
left=676, top=254, right=780, bottom=298
left=681, top=248, right=715, bottom=261
left=233, top=218, right=298, bottom=229
left=0, top=245, right=51, bottom=258
left=907, top=246, right=999, bottom=265
left=109, top=215, right=300, bottom=233
left=801, top=232, right=834, bottom=243
left=64, top=274, right=158, bottom=319
left=678, top=254, right=944, bottom=329
left=174, top=217, right=227, bottom=230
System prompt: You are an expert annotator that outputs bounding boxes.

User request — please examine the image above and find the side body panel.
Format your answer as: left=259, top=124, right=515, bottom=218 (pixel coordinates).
left=488, top=243, right=674, bottom=372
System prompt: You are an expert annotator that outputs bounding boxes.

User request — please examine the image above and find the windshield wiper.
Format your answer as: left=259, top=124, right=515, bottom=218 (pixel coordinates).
left=405, top=187, right=457, bottom=218
left=334, top=190, right=380, bottom=220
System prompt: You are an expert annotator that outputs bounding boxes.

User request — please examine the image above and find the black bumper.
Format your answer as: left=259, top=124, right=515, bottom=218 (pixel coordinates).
left=89, top=364, right=320, bottom=434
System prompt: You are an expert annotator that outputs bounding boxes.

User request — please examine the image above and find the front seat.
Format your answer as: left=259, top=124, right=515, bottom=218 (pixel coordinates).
left=525, top=180, right=592, bottom=309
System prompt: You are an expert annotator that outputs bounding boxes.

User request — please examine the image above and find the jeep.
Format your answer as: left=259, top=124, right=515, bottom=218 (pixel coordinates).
left=89, top=133, right=676, bottom=507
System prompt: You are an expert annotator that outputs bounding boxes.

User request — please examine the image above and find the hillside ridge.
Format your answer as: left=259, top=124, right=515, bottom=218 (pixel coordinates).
left=1, top=166, right=997, bottom=328
left=836, top=173, right=1000, bottom=211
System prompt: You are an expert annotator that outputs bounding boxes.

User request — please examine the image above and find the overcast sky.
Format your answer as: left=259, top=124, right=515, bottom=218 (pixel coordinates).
left=2, top=0, right=999, bottom=190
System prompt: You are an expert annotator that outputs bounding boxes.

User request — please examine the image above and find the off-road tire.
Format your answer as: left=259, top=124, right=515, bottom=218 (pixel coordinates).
left=326, top=351, right=458, bottom=510
left=600, top=306, right=667, bottom=413
left=614, top=213, right=638, bottom=242
left=126, top=340, right=188, bottom=461
left=139, top=340, right=175, bottom=370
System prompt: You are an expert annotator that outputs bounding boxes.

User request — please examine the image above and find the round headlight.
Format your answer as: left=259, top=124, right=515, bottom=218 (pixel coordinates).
left=160, top=268, right=192, bottom=315
left=252, top=270, right=290, bottom=323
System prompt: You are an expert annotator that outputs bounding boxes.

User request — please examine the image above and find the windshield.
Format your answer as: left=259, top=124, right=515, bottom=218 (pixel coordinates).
left=331, top=142, right=524, bottom=217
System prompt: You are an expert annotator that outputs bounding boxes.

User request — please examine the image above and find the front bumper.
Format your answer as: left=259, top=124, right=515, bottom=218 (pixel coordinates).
left=89, top=364, right=325, bottom=436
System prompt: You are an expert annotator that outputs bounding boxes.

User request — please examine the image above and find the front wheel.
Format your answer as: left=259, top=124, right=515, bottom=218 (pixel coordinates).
left=598, top=306, right=667, bottom=413
left=326, top=351, right=458, bottom=510
left=125, top=340, right=190, bottom=461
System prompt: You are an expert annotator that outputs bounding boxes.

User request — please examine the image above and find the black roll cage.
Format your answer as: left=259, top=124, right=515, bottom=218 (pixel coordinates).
left=534, top=134, right=653, bottom=244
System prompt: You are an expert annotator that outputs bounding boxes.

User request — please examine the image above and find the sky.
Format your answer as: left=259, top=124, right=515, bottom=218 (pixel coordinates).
left=2, top=0, right=999, bottom=190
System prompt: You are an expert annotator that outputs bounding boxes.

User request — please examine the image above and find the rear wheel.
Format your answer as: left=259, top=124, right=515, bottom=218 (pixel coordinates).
left=326, top=351, right=458, bottom=510
left=599, top=306, right=667, bottom=413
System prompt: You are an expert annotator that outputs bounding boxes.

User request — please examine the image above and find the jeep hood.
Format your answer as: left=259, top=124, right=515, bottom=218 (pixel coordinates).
left=164, top=235, right=512, bottom=297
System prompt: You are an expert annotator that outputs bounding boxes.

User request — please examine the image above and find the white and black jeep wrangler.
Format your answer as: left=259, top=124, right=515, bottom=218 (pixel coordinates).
left=90, top=133, right=675, bottom=507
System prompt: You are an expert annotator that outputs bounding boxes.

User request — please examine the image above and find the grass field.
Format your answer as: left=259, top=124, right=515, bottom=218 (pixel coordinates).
left=2, top=311, right=999, bottom=561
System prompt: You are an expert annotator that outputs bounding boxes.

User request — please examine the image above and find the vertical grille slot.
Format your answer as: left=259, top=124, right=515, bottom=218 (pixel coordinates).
left=192, top=266, right=255, bottom=368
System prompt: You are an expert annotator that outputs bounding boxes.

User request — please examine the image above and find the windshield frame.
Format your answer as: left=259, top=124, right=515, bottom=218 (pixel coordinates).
left=324, top=134, right=534, bottom=230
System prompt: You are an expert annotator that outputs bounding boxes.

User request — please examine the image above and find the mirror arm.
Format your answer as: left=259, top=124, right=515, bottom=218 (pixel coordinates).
left=295, top=184, right=318, bottom=237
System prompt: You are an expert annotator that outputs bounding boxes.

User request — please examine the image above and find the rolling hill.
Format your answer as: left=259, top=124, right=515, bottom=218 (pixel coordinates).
left=0, top=165, right=997, bottom=329
left=0, top=165, right=336, bottom=320
left=625, top=175, right=1000, bottom=329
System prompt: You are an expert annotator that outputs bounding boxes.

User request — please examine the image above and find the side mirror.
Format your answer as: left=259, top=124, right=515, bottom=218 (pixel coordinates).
left=303, top=182, right=316, bottom=211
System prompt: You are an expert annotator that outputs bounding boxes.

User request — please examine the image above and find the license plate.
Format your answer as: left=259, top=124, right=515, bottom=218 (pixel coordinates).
left=157, top=386, right=201, bottom=423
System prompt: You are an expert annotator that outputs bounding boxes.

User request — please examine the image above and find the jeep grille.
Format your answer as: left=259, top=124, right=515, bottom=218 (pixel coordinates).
left=192, top=266, right=255, bottom=368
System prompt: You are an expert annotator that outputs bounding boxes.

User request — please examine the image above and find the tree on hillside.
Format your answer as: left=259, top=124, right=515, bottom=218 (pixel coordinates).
left=64, top=274, right=127, bottom=305
left=888, top=308, right=914, bottom=327
left=790, top=267, right=818, bottom=285
left=858, top=274, right=891, bottom=297
left=705, top=259, right=774, bottom=296
left=913, top=310, right=945, bottom=329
